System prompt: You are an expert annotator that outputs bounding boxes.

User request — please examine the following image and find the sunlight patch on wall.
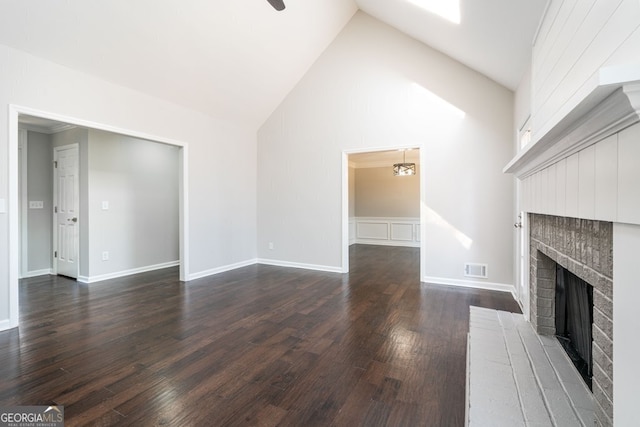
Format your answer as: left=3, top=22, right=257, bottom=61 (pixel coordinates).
left=407, top=0, right=460, bottom=24
left=408, top=82, right=466, bottom=118
left=423, top=205, right=472, bottom=250
left=409, top=82, right=465, bottom=121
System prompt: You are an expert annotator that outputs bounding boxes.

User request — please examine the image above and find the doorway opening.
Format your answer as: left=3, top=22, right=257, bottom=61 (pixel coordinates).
left=9, top=106, right=189, bottom=329
left=341, top=147, right=424, bottom=278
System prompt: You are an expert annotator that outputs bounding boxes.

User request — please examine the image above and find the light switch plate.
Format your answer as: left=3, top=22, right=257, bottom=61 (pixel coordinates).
left=102, top=201, right=109, bottom=210
left=29, top=201, right=44, bottom=209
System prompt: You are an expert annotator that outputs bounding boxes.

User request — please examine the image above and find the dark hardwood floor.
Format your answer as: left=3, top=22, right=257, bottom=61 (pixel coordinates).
left=0, top=245, right=520, bottom=426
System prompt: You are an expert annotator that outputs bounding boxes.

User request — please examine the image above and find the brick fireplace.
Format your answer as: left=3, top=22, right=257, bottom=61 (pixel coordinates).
left=529, top=214, right=613, bottom=426
left=504, top=77, right=640, bottom=425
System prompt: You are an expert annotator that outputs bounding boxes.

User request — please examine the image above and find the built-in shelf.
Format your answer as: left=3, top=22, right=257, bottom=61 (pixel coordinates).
left=504, top=66, right=640, bottom=178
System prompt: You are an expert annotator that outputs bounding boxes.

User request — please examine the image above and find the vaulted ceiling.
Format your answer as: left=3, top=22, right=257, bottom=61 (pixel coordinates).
left=0, top=0, right=547, bottom=130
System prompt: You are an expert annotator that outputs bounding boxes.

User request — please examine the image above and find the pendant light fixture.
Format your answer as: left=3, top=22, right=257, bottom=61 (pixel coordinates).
left=393, top=150, right=416, bottom=176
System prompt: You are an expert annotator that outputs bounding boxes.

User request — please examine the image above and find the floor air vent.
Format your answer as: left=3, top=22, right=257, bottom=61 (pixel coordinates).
left=465, top=263, right=488, bottom=279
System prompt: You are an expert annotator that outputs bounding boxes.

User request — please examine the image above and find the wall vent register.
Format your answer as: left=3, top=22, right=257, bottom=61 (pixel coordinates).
left=464, top=263, right=488, bottom=278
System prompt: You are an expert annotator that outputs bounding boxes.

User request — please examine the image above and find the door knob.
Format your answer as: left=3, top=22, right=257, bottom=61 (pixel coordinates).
left=69, top=217, right=78, bottom=223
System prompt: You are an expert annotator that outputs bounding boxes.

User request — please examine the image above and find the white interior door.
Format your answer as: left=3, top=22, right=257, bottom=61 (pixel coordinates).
left=54, top=144, right=79, bottom=278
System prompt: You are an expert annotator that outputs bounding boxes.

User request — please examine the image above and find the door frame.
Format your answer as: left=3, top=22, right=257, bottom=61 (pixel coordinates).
left=513, top=177, right=530, bottom=320
left=341, top=145, right=426, bottom=280
left=7, top=104, right=190, bottom=330
left=518, top=210, right=530, bottom=320
left=52, top=143, right=80, bottom=278
left=18, top=129, right=28, bottom=278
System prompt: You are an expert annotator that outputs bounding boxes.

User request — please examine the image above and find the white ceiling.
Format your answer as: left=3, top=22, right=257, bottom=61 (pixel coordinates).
left=0, top=0, right=546, bottom=130
left=0, top=0, right=358, bottom=129
left=356, top=0, right=548, bottom=91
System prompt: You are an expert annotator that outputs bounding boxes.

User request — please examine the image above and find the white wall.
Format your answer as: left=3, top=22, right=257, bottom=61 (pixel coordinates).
left=354, top=166, right=419, bottom=217
left=257, top=12, right=515, bottom=287
left=514, top=66, right=532, bottom=152
left=86, top=129, right=179, bottom=279
left=531, top=0, right=640, bottom=142
left=0, top=43, right=257, bottom=329
left=25, top=131, right=53, bottom=273
left=348, top=166, right=355, bottom=218
left=613, top=222, right=640, bottom=426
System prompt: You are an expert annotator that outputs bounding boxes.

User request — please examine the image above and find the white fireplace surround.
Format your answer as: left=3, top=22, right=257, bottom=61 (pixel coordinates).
left=505, top=66, right=640, bottom=426
left=505, top=70, right=640, bottom=179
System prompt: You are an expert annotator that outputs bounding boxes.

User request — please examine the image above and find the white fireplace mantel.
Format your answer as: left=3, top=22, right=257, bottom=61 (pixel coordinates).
left=504, top=66, right=640, bottom=178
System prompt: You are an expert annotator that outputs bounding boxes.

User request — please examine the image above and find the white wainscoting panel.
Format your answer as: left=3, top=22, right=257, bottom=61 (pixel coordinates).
left=351, top=217, right=420, bottom=247
left=555, top=158, right=567, bottom=217
left=519, top=122, right=640, bottom=227
left=578, top=144, right=596, bottom=220
left=594, top=134, right=618, bottom=221
left=390, top=223, right=413, bottom=241
left=356, top=221, right=389, bottom=240
left=565, top=153, right=579, bottom=218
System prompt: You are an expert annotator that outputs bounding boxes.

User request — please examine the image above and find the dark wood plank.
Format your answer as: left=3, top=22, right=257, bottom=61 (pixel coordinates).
left=0, top=244, right=520, bottom=426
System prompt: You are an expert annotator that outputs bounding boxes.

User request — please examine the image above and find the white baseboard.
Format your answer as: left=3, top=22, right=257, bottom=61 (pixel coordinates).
left=0, top=319, right=15, bottom=332
left=423, top=275, right=515, bottom=294
left=187, top=259, right=257, bottom=281
left=20, top=268, right=53, bottom=279
left=257, top=258, right=343, bottom=274
left=77, top=260, right=180, bottom=284
left=354, top=239, right=420, bottom=248
left=465, top=331, right=471, bottom=427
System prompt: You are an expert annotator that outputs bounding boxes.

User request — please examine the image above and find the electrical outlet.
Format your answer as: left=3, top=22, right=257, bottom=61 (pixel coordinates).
left=102, top=251, right=109, bottom=261
left=102, top=201, right=109, bottom=210
left=29, top=201, right=44, bottom=209
left=268, top=242, right=274, bottom=250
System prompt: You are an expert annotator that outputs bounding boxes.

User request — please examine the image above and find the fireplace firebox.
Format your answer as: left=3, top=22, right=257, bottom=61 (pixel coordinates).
left=555, top=264, right=593, bottom=389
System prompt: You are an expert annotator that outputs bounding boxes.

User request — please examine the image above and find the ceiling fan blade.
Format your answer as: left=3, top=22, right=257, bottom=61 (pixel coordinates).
left=267, top=0, right=286, bottom=11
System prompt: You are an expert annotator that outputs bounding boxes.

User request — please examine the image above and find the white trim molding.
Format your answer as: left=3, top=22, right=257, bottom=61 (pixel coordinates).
left=19, top=123, right=76, bottom=135
left=0, top=319, right=13, bottom=332
left=257, top=259, right=343, bottom=274
left=187, top=259, right=257, bottom=281
left=19, top=129, right=28, bottom=279
left=77, top=261, right=180, bottom=284
left=505, top=70, right=640, bottom=178
left=351, top=217, right=420, bottom=248
left=423, top=275, right=515, bottom=295
left=21, top=269, right=54, bottom=279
